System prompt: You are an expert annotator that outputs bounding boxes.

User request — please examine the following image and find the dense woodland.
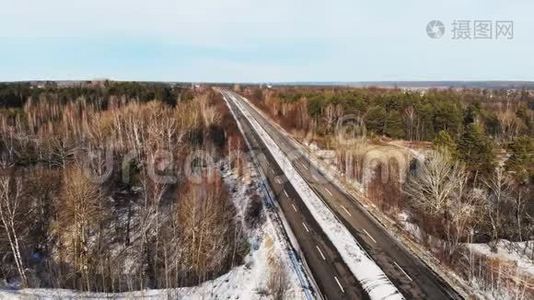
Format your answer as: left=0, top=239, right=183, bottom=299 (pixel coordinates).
left=244, top=86, right=534, bottom=296
left=245, top=86, right=533, bottom=183
left=1, top=82, right=532, bottom=296
left=0, top=82, right=257, bottom=292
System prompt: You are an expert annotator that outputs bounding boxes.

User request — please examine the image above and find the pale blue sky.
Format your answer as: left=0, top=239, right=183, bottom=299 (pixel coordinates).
left=1, top=0, right=533, bottom=82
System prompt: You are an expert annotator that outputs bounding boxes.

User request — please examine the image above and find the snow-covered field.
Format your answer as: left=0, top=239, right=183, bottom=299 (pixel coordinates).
left=227, top=93, right=404, bottom=300
left=0, top=160, right=306, bottom=300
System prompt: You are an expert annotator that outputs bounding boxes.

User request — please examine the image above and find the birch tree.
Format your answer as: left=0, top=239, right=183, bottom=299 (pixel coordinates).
left=55, top=165, right=104, bottom=290
left=483, top=167, right=513, bottom=251
left=0, top=175, right=28, bottom=286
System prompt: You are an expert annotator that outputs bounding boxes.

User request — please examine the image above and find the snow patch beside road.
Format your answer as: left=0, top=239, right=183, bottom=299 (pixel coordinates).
left=1, top=160, right=305, bottom=300
left=226, top=92, right=404, bottom=300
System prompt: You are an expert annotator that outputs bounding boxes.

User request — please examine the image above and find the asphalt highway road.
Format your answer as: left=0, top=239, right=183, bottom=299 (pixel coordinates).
left=222, top=90, right=461, bottom=300
left=223, top=90, right=367, bottom=299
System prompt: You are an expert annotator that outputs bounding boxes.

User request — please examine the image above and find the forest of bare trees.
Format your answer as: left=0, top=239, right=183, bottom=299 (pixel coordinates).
left=0, top=83, right=255, bottom=292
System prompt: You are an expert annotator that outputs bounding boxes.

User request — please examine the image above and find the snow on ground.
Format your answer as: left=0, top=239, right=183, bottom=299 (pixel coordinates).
left=467, top=240, right=534, bottom=277
left=237, top=93, right=534, bottom=299
left=399, top=211, right=534, bottom=277
left=220, top=162, right=306, bottom=299
left=0, top=160, right=305, bottom=300
left=0, top=239, right=282, bottom=300
left=467, top=240, right=534, bottom=300
left=228, top=93, right=404, bottom=300
left=397, top=212, right=425, bottom=243
left=221, top=92, right=314, bottom=300
left=398, top=211, right=534, bottom=300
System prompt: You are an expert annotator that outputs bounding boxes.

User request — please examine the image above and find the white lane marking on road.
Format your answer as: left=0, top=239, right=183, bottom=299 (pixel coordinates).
left=300, top=162, right=308, bottom=170
left=284, top=189, right=289, bottom=197
left=325, top=188, right=333, bottom=197
left=275, top=177, right=282, bottom=184
left=394, top=261, right=413, bottom=282
left=228, top=91, right=403, bottom=297
left=334, top=276, right=345, bottom=293
left=340, top=205, right=352, bottom=217
left=362, top=229, right=377, bottom=243
left=292, top=204, right=298, bottom=212
left=302, top=222, right=310, bottom=232
left=316, top=245, right=326, bottom=260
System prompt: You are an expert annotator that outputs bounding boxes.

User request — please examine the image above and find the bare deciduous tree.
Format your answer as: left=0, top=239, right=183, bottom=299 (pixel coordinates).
left=483, top=167, right=512, bottom=251
left=405, top=150, right=481, bottom=256
left=404, top=106, right=416, bottom=141
left=405, top=151, right=468, bottom=216
left=0, top=175, right=28, bottom=286
left=177, top=173, right=238, bottom=284
left=54, top=164, right=105, bottom=290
